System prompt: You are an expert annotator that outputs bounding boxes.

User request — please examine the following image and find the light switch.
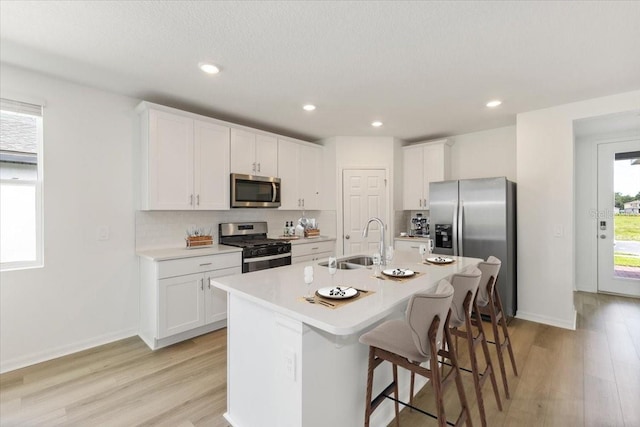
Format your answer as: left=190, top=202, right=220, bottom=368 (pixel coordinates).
left=553, top=224, right=564, bottom=238
left=97, top=225, right=110, bottom=241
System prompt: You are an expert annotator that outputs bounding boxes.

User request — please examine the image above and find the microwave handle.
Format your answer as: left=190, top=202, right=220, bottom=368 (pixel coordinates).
left=272, top=182, right=278, bottom=203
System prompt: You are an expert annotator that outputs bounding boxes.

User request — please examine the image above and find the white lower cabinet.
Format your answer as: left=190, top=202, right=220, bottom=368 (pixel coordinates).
left=291, top=239, right=336, bottom=264
left=140, top=252, right=241, bottom=350
left=394, top=238, right=430, bottom=252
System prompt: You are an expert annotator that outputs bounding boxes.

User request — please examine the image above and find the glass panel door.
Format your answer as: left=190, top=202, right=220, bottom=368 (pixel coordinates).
left=597, top=141, right=640, bottom=296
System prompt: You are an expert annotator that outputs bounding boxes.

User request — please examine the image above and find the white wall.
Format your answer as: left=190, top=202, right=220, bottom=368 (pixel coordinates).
left=0, top=64, right=140, bottom=372
left=325, top=136, right=400, bottom=255
left=450, top=126, right=516, bottom=181
left=516, top=90, right=640, bottom=330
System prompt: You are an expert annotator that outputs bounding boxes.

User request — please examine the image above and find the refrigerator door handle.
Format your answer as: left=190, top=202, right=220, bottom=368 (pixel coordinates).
left=452, top=199, right=459, bottom=256
left=458, top=200, right=464, bottom=257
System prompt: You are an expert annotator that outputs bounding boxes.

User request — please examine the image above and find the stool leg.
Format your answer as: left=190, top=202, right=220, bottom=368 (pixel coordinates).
left=474, top=303, right=502, bottom=412
left=444, top=324, right=472, bottom=427
left=429, top=351, right=447, bottom=427
left=495, top=290, right=518, bottom=377
left=392, top=363, right=400, bottom=427
left=487, top=298, right=510, bottom=399
left=364, top=347, right=375, bottom=427
left=410, top=371, right=415, bottom=411
left=465, top=321, right=488, bottom=427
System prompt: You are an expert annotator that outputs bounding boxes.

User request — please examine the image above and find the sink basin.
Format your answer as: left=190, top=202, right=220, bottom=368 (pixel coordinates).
left=341, top=256, right=374, bottom=267
left=318, top=255, right=374, bottom=269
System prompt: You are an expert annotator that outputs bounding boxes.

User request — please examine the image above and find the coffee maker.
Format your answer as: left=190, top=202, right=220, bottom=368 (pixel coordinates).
left=410, top=213, right=429, bottom=237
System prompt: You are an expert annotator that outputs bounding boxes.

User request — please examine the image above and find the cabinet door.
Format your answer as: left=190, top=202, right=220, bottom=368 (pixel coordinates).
left=204, top=266, right=241, bottom=324
left=255, top=134, right=278, bottom=176
left=299, top=144, right=321, bottom=210
left=158, top=273, right=205, bottom=338
left=230, top=128, right=256, bottom=174
left=402, top=145, right=425, bottom=210
left=423, top=143, right=446, bottom=207
left=394, top=239, right=422, bottom=251
left=148, top=110, right=194, bottom=210
left=194, top=120, right=230, bottom=210
left=277, top=139, right=300, bottom=209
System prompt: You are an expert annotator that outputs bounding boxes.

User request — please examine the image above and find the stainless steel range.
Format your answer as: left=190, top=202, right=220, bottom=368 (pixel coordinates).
left=219, top=222, right=291, bottom=273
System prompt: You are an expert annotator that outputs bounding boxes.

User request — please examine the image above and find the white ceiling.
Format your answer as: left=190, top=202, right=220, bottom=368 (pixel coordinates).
left=1, top=1, right=639, bottom=142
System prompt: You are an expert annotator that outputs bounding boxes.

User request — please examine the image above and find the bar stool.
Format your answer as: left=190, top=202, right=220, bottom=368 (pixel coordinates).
left=474, top=256, right=518, bottom=399
left=445, top=267, right=502, bottom=427
left=359, top=280, right=472, bottom=427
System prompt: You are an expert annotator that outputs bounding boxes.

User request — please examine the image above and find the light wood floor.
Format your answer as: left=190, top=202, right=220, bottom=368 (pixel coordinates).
left=1, top=292, right=638, bottom=426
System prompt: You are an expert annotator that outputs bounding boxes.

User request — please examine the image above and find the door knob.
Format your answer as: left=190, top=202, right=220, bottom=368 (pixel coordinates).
left=599, top=234, right=606, bottom=239
left=345, top=235, right=350, bottom=239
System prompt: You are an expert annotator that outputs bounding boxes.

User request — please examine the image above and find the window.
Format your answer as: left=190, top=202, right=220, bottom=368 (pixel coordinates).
left=0, top=98, right=44, bottom=270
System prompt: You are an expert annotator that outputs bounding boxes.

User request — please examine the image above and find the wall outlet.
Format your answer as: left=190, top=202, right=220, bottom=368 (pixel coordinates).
left=283, top=348, right=296, bottom=381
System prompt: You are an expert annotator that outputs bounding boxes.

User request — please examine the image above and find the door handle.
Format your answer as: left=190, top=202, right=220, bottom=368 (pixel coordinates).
left=345, top=235, right=350, bottom=239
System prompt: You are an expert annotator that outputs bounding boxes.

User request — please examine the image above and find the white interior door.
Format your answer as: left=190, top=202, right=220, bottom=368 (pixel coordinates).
left=342, top=169, right=387, bottom=255
left=597, top=140, right=640, bottom=296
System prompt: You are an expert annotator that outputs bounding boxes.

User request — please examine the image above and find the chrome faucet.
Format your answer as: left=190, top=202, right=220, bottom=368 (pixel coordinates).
left=362, top=217, right=386, bottom=266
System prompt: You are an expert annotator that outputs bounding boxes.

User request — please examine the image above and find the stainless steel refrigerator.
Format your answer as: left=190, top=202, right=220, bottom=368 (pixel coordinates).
left=429, top=177, right=517, bottom=318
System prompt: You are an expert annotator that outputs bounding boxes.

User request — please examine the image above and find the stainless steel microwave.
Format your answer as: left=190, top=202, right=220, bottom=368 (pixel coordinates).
left=230, top=173, right=281, bottom=208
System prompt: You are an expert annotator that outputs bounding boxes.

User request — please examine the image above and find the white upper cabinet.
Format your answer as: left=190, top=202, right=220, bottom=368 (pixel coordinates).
left=140, top=107, right=230, bottom=210
left=402, top=139, right=452, bottom=210
left=277, top=139, right=322, bottom=210
left=230, top=128, right=278, bottom=176
left=194, top=120, right=230, bottom=210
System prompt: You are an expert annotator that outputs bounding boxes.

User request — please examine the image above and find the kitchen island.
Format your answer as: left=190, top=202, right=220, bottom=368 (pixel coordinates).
left=211, top=250, right=481, bottom=427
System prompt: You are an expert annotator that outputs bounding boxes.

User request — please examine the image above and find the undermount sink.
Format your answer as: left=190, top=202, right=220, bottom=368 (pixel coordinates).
left=318, top=255, right=374, bottom=269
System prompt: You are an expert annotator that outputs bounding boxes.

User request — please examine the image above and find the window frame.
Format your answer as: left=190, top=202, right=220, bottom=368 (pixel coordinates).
left=0, top=99, right=44, bottom=271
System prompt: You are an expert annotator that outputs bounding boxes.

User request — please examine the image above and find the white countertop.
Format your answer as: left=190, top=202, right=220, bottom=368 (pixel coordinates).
left=268, top=235, right=336, bottom=245
left=211, top=251, right=481, bottom=336
left=395, top=235, right=431, bottom=241
left=136, top=244, right=242, bottom=261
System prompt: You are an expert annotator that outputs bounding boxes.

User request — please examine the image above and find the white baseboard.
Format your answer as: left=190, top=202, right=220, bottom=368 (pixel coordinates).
left=0, top=328, right=138, bottom=374
left=515, top=310, right=577, bottom=330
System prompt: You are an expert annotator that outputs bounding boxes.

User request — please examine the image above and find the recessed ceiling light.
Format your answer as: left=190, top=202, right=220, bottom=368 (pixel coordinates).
left=199, top=62, right=220, bottom=74
left=303, top=104, right=316, bottom=111
left=371, top=121, right=383, bottom=127
left=486, top=100, right=502, bottom=108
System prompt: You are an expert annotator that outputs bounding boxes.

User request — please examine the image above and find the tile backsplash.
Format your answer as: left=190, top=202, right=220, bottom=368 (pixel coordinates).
left=136, top=209, right=337, bottom=250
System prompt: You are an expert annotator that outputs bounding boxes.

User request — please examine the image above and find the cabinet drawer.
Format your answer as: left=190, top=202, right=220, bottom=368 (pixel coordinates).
left=291, top=240, right=335, bottom=258
left=158, top=252, right=241, bottom=279
left=394, top=239, right=426, bottom=252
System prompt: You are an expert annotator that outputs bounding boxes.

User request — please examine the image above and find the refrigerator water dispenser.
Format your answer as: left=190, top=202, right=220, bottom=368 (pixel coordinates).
left=434, top=224, right=452, bottom=249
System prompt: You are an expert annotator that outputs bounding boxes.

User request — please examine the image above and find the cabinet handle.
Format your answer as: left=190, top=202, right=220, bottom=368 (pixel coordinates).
left=199, top=262, right=212, bottom=266
left=311, top=247, right=319, bottom=250
left=302, top=198, right=305, bottom=207
left=196, top=194, right=200, bottom=206
left=298, top=198, right=301, bottom=207
left=190, top=194, right=194, bottom=205
left=257, top=163, right=261, bottom=172
left=200, top=278, right=204, bottom=291
left=208, top=278, right=212, bottom=289
left=252, top=162, right=256, bottom=172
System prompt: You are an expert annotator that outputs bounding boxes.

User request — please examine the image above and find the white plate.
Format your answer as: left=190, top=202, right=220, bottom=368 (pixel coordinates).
left=426, top=257, right=454, bottom=264
left=316, top=286, right=359, bottom=300
left=382, top=268, right=415, bottom=278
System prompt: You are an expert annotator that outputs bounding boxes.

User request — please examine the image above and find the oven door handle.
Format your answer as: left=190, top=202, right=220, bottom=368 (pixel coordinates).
left=243, top=252, right=291, bottom=263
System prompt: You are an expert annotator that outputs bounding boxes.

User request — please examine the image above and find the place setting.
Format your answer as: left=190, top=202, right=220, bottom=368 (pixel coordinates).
left=301, top=261, right=374, bottom=309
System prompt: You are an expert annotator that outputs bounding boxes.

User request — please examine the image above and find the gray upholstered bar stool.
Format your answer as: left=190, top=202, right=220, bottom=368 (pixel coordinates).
left=359, top=280, right=472, bottom=427
left=474, top=256, right=518, bottom=399
left=445, top=267, right=502, bottom=427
